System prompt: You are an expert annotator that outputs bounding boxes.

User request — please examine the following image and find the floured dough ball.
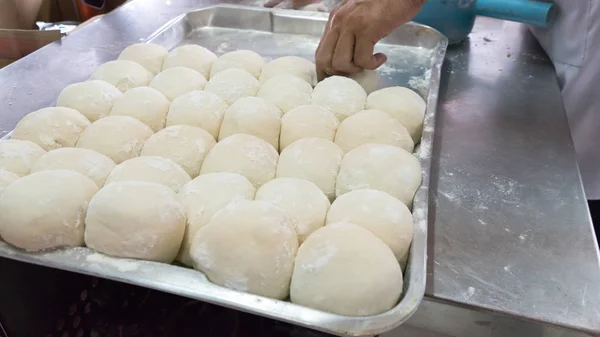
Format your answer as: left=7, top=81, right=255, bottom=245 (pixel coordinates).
left=177, top=172, right=255, bottom=266
left=257, top=75, right=312, bottom=113
left=210, top=50, right=264, bottom=78
left=31, top=148, right=116, bottom=188
left=105, top=156, right=190, bottom=192
left=201, top=134, right=278, bottom=188
left=110, top=87, right=170, bottom=132
left=336, top=144, right=422, bottom=207
left=0, top=170, right=98, bottom=251
left=76, top=116, right=154, bottom=164
left=141, top=125, right=216, bottom=178
left=218, top=97, right=282, bottom=150
left=204, top=68, right=260, bottom=104
left=57, top=80, right=122, bottom=122
left=166, top=90, right=228, bottom=138
left=290, top=222, right=403, bottom=316
left=150, top=67, right=207, bottom=101
left=276, top=138, right=343, bottom=200
left=312, top=76, right=366, bottom=121
left=349, top=70, right=379, bottom=94
left=327, top=189, right=413, bottom=267
left=366, top=86, right=426, bottom=142
left=118, top=43, right=169, bottom=75
left=90, top=60, right=154, bottom=92
left=335, top=109, right=414, bottom=152
left=256, top=178, right=330, bottom=243
left=85, top=181, right=185, bottom=263
left=0, top=140, right=46, bottom=176
left=259, top=56, right=317, bottom=86
left=280, top=105, right=339, bottom=149
left=190, top=200, right=298, bottom=299
left=12, top=107, right=90, bottom=151
left=0, top=169, right=18, bottom=196
left=162, top=44, right=217, bottom=78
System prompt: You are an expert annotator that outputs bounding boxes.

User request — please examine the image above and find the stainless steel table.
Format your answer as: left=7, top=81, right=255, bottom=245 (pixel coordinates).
left=0, top=1, right=599, bottom=336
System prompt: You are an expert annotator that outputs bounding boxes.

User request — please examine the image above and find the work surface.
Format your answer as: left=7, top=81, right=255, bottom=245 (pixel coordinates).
left=0, top=0, right=599, bottom=335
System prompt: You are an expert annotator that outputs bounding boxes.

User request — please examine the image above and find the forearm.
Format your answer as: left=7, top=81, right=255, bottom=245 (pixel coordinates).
left=13, top=0, right=43, bottom=29
left=0, top=0, right=23, bottom=29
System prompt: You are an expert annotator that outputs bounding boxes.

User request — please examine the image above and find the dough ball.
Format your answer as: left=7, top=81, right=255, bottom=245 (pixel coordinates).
left=31, top=148, right=116, bottom=188
left=257, top=75, right=312, bottom=113
left=312, top=76, right=366, bottom=121
left=166, top=90, right=228, bottom=138
left=280, top=105, right=339, bottom=149
left=150, top=67, right=207, bottom=101
left=334, top=109, right=414, bottom=153
left=0, top=140, right=46, bottom=176
left=12, top=107, right=90, bottom=151
left=162, top=44, right=217, bottom=78
left=90, top=60, right=154, bottom=92
left=118, top=43, right=169, bottom=74
left=276, top=138, right=343, bottom=201
left=326, top=189, right=413, bottom=267
left=76, top=116, right=154, bottom=164
left=290, top=222, right=403, bottom=316
left=259, top=56, right=317, bottom=86
left=0, top=169, right=18, bottom=196
left=349, top=70, right=379, bottom=94
left=177, top=172, right=255, bottom=266
left=85, top=181, right=185, bottom=263
left=0, top=170, right=98, bottom=251
left=210, top=50, right=264, bottom=78
left=105, top=156, right=191, bottom=192
left=110, top=86, right=170, bottom=132
left=204, top=68, right=260, bottom=105
left=336, top=144, right=422, bottom=207
left=200, top=134, right=278, bottom=188
left=57, top=80, right=122, bottom=122
left=190, top=200, right=298, bottom=299
left=366, top=86, right=426, bottom=142
left=218, top=97, right=282, bottom=150
left=256, top=178, right=330, bottom=243
left=299, top=3, right=328, bottom=11
left=141, top=125, right=216, bottom=178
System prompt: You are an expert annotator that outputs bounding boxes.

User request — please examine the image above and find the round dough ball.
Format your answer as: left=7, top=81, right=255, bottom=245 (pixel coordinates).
left=201, top=134, right=278, bottom=188
left=204, top=68, right=260, bottom=105
left=257, top=75, right=312, bottom=113
left=150, top=67, right=207, bottom=101
left=177, top=172, right=255, bottom=266
left=326, top=189, right=413, bottom=267
left=366, top=86, right=426, bottom=142
left=312, top=76, right=366, bottom=121
left=280, top=105, right=339, bottom=149
left=0, top=140, right=46, bottom=176
left=105, top=156, right=191, bottom=192
left=85, top=181, right=185, bottom=263
left=255, top=178, right=330, bottom=243
left=210, top=50, right=264, bottom=78
left=259, top=56, right=317, bottom=86
left=141, top=125, right=216, bottom=178
left=349, top=70, right=379, bottom=94
left=162, top=44, right=217, bottom=78
left=118, top=43, right=169, bottom=75
left=165, top=90, right=228, bottom=138
left=0, top=170, right=98, bottom=251
left=12, top=107, right=90, bottom=151
left=0, top=169, right=18, bottom=196
left=276, top=138, right=343, bottom=200
left=31, top=148, right=116, bottom=188
left=290, top=222, right=403, bottom=316
left=76, top=116, right=154, bottom=164
left=110, top=87, right=170, bottom=132
left=57, top=80, right=122, bottom=122
left=90, top=60, right=154, bottom=92
left=218, top=97, right=282, bottom=150
left=335, top=109, right=414, bottom=153
left=190, top=200, right=298, bottom=299
left=336, top=144, right=422, bottom=207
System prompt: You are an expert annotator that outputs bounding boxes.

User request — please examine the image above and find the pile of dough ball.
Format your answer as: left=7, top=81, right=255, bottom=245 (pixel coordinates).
left=0, top=42, right=427, bottom=317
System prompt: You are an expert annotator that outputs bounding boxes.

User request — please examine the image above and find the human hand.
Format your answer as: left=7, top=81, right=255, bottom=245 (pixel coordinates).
left=264, top=0, right=322, bottom=10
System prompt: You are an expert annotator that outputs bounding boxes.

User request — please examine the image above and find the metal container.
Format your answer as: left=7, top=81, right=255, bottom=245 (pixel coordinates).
left=0, top=5, right=447, bottom=336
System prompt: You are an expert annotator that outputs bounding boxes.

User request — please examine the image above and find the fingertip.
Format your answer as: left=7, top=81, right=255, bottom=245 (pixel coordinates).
left=374, top=53, right=387, bottom=68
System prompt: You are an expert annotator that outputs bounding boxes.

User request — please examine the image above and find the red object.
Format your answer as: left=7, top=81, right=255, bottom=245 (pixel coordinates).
left=75, top=0, right=108, bottom=21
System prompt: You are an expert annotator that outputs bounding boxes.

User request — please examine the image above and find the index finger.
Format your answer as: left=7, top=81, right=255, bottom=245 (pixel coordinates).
left=315, top=26, right=340, bottom=81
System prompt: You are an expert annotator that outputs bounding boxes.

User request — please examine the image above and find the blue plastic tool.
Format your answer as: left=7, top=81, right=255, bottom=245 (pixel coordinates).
left=413, top=0, right=556, bottom=44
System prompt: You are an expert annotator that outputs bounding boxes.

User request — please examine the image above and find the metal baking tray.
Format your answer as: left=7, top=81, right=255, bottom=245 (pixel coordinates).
left=0, top=5, right=447, bottom=336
